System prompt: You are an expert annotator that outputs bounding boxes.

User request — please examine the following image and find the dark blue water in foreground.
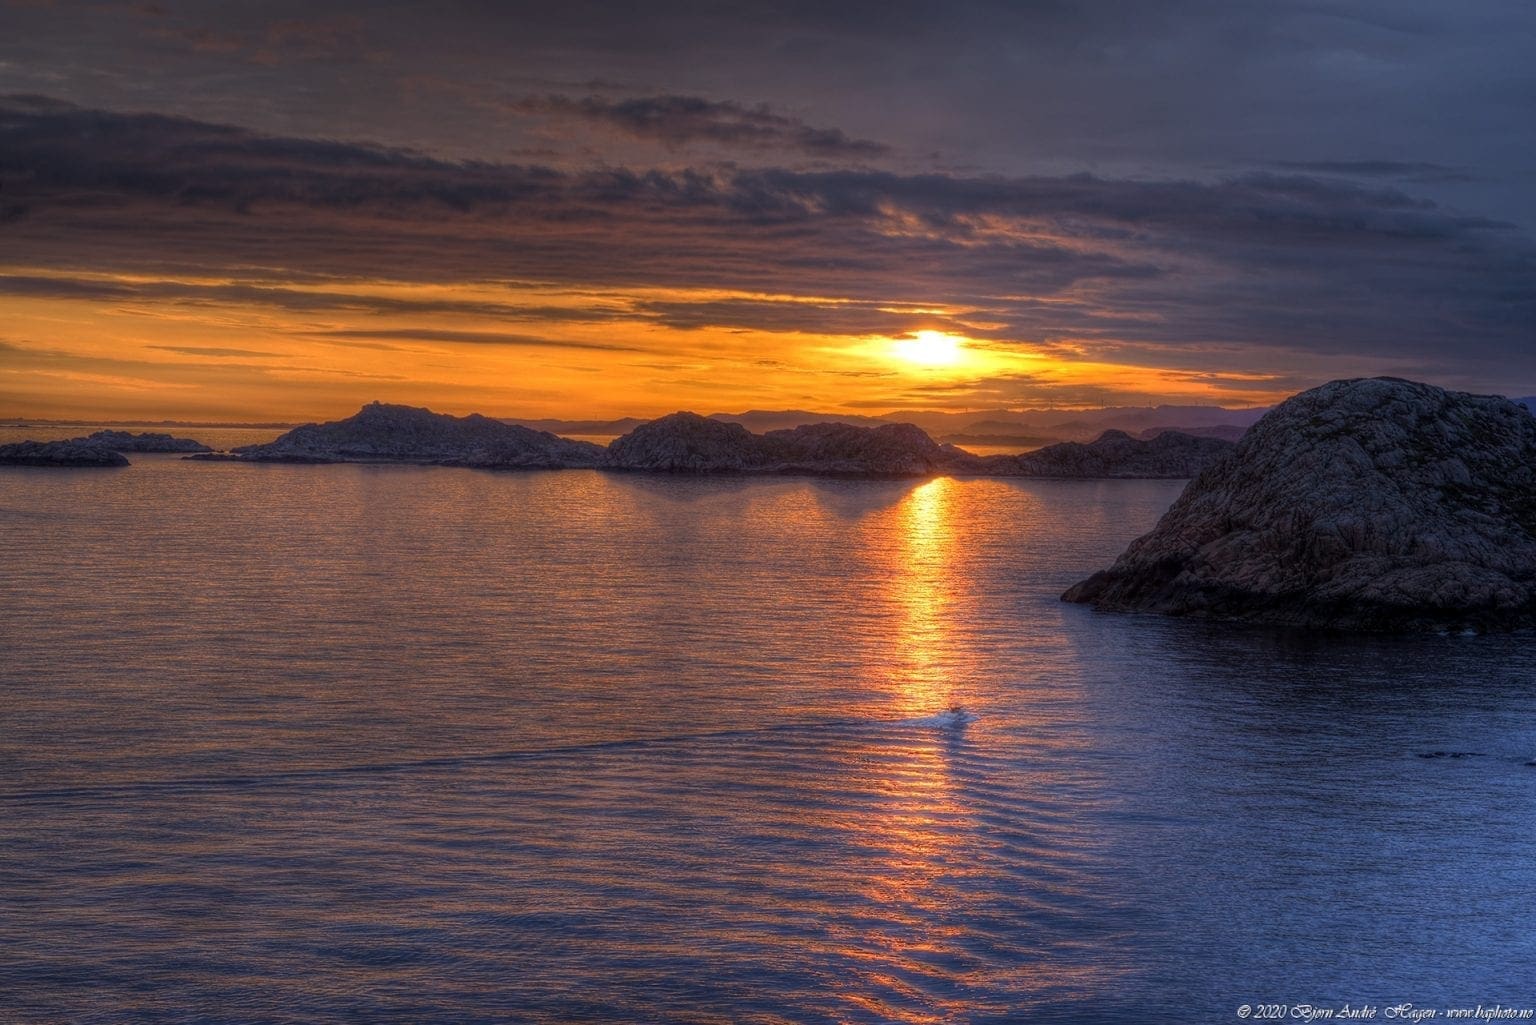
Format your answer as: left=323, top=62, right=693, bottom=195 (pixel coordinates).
left=2, top=455, right=1534, bottom=1023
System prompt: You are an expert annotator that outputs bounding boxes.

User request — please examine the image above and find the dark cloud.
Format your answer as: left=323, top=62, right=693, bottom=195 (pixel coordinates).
left=0, top=272, right=627, bottom=322
left=146, top=345, right=280, bottom=357
left=302, top=328, right=645, bottom=352
left=1274, top=161, right=1478, bottom=184
left=4, top=1, right=1533, bottom=225
left=2, top=96, right=1534, bottom=388
left=509, top=94, right=891, bottom=159
left=635, top=298, right=975, bottom=337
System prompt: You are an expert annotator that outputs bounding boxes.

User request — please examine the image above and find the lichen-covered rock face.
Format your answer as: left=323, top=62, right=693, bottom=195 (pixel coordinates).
left=85, top=430, right=211, bottom=453
left=0, top=440, right=131, bottom=467
left=1062, top=377, right=1536, bottom=632
left=232, top=401, right=606, bottom=468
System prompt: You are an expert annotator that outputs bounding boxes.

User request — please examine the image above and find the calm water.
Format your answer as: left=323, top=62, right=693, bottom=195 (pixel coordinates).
left=2, top=456, right=1534, bottom=1024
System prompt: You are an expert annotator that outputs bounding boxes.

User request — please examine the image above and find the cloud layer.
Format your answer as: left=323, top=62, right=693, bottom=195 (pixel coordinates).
left=2, top=93, right=1534, bottom=415
left=509, top=94, right=891, bottom=158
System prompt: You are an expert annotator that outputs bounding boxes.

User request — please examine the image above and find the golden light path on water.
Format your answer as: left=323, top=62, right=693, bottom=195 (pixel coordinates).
left=892, top=477, right=960, bottom=718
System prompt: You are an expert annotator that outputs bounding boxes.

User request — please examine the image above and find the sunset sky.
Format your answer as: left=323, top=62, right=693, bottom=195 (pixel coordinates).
left=2, top=0, right=1533, bottom=421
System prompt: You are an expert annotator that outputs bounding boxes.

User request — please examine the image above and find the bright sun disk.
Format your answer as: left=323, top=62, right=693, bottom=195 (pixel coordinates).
left=892, top=330, right=965, bottom=367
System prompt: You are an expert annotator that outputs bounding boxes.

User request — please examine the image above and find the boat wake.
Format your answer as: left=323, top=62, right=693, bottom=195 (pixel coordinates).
left=889, top=707, right=978, bottom=729
left=0, top=707, right=978, bottom=805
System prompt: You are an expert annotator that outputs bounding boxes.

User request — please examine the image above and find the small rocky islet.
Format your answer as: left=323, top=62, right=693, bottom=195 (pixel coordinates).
left=1063, top=377, right=1536, bottom=632
left=80, top=430, right=212, bottom=454
left=0, top=430, right=212, bottom=467
left=219, top=402, right=606, bottom=469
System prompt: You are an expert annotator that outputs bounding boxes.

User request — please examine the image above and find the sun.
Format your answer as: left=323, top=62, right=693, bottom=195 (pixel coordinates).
left=892, top=330, right=965, bottom=367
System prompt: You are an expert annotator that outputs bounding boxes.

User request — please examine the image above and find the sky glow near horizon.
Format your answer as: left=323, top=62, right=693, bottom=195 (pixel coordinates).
left=1, top=1, right=1533, bottom=421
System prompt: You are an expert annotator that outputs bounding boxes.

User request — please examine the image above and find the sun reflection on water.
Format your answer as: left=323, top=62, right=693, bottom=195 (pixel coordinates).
left=890, top=477, right=961, bottom=719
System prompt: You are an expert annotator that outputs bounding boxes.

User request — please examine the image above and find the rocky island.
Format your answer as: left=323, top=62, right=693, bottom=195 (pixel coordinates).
left=977, top=429, right=1233, bottom=479
left=0, top=439, right=132, bottom=467
left=0, top=429, right=213, bottom=466
left=604, top=413, right=1233, bottom=478
left=83, top=430, right=212, bottom=453
left=605, top=412, right=963, bottom=476
left=219, top=401, right=607, bottom=468
left=172, top=401, right=1236, bottom=479
left=1063, top=377, right=1536, bottom=632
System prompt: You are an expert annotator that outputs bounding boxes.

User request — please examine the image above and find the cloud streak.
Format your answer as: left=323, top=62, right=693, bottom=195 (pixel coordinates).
left=509, top=94, right=891, bottom=159
left=303, top=328, right=646, bottom=351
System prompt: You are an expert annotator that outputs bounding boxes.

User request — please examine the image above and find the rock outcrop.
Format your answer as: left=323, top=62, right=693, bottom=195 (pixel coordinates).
left=763, top=421, right=960, bottom=476
left=605, top=412, right=769, bottom=471
left=229, top=401, right=606, bottom=468
left=85, top=430, right=212, bottom=453
left=972, top=429, right=1233, bottom=478
left=604, top=412, right=960, bottom=476
left=1062, top=377, right=1536, bottom=631
left=0, top=439, right=131, bottom=467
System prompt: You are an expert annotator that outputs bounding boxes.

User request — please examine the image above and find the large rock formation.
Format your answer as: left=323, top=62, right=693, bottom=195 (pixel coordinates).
left=763, top=421, right=959, bottom=476
left=605, top=412, right=770, bottom=471
left=984, top=429, right=1233, bottom=479
left=1062, top=378, right=1536, bottom=631
left=604, top=412, right=960, bottom=476
left=85, top=430, right=212, bottom=453
left=0, top=439, right=131, bottom=467
left=229, top=402, right=606, bottom=468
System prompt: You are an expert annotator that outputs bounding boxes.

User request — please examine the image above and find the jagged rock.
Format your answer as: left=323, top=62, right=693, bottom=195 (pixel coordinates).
left=85, top=429, right=211, bottom=453
left=1063, top=377, right=1536, bottom=631
left=974, top=429, right=1233, bottom=478
left=605, top=412, right=958, bottom=476
left=230, top=401, right=606, bottom=468
left=0, top=439, right=130, bottom=467
left=605, top=412, right=771, bottom=471
left=763, top=422, right=956, bottom=476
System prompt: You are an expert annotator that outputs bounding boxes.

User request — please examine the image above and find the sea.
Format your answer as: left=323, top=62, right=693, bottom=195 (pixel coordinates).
left=3, top=431, right=1534, bottom=1024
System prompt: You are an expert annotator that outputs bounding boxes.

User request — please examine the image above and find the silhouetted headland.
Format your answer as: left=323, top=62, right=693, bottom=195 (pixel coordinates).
left=1064, top=377, right=1536, bottom=632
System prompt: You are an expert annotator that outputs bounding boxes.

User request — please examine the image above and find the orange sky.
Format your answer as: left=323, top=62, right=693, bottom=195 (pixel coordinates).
left=2, top=85, right=1528, bottom=422
left=0, top=266, right=1385, bottom=422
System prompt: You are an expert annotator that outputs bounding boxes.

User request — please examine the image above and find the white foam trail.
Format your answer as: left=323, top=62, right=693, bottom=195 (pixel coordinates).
left=891, top=709, right=978, bottom=729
